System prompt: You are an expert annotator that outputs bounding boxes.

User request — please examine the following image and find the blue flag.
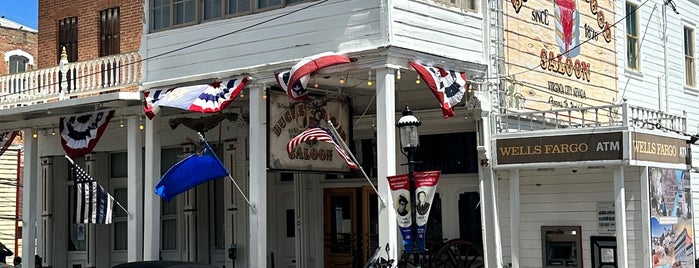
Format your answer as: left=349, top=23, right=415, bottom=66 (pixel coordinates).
left=155, top=142, right=228, bottom=201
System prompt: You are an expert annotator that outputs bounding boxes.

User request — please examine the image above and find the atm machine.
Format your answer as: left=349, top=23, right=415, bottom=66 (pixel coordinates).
left=541, top=226, right=583, bottom=268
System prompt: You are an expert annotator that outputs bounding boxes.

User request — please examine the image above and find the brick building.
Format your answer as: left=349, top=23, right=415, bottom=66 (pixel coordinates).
left=37, top=0, right=142, bottom=68
left=0, top=17, right=37, bottom=76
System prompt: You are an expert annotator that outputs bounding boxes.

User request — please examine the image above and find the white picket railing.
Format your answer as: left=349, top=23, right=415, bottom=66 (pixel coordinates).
left=495, top=102, right=687, bottom=135
left=0, top=51, right=140, bottom=107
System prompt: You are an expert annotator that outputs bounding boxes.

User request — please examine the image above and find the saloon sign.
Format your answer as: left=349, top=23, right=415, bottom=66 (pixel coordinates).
left=268, top=90, right=352, bottom=172
left=505, top=0, right=618, bottom=116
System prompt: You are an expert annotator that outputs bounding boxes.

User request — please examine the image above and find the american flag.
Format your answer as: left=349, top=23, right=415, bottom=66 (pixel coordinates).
left=286, top=127, right=357, bottom=169
left=71, top=162, right=114, bottom=224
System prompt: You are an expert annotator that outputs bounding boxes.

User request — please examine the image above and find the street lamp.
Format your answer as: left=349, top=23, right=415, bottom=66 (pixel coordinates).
left=396, top=105, right=422, bottom=266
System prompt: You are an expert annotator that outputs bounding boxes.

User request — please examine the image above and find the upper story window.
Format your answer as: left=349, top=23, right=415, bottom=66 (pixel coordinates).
left=625, top=2, right=639, bottom=70
left=59, top=17, right=78, bottom=63
left=151, top=0, right=313, bottom=32
left=685, top=26, right=695, bottom=87
left=100, top=8, right=121, bottom=57
left=8, top=55, right=28, bottom=74
left=435, top=0, right=477, bottom=12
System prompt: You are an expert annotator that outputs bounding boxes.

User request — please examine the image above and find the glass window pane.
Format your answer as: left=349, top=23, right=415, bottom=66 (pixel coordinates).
left=258, top=0, right=281, bottom=9
left=625, top=3, right=636, bottom=36
left=162, top=219, right=177, bottom=250
left=162, top=198, right=178, bottom=215
left=114, top=221, right=127, bottom=250
left=114, top=188, right=128, bottom=217
left=203, top=0, right=223, bottom=20
left=110, top=152, right=127, bottom=178
left=627, top=38, right=637, bottom=69
left=214, top=179, right=225, bottom=248
left=228, top=0, right=251, bottom=14
left=174, top=0, right=196, bottom=24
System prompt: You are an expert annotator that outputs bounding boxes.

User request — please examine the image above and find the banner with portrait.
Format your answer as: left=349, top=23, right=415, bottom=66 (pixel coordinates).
left=649, top=167, right=694, bottom=268
left=387, top=170, right=441, bottom=253
left=415, top=170, right=440, bottom=251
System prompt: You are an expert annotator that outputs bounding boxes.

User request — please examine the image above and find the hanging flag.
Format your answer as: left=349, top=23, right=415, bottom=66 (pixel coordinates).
left=275, top=52, right=352, bottom=101
left=143, top=76, right=249, bottom=119
left=414, top=170, right=441, bottom=252
left=387, top=174, right=413, bottom=252
left=60, top=109, right=115, bottom=158
left=155, top=140, right=229, bottom=202
left=0, top=131, right=18, bottom=157
left=286, top=127, right=358, bottom=169
left=71, top=161, right=115, bottom=224
left=409, top=62, right=468, bottom=118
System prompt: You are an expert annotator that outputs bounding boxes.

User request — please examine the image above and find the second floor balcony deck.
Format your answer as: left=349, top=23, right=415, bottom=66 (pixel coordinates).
left=494, top=102, right=688, bottom=137
left=0, top=51, right=141, bottom=108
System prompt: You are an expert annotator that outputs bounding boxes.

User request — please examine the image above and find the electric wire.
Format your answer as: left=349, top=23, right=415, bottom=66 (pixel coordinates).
left=0, top=0, right=330, bottom=100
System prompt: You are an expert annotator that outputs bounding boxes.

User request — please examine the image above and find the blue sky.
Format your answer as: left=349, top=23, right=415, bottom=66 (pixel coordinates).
left=0, top=0, right=38, bottom=29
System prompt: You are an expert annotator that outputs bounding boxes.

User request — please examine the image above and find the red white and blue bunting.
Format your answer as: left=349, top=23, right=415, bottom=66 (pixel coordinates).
left=60, top=109, right=115, bottom=158
left=143, top=77, right=249, bottom=119
left=0, top=131, right=19, bottom=157
left=275, top=52, right=352, bottom=101
left=409, top=62, right=468, bottom=119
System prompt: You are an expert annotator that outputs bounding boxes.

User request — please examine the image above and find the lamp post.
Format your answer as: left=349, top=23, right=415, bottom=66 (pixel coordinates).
left=396, top=105, right=422, bottom=267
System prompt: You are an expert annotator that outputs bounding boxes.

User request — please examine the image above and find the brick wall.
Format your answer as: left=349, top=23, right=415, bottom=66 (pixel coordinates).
left=37, top=0, right=143, bottom=68
left=0, top=27, right=38, bottom=76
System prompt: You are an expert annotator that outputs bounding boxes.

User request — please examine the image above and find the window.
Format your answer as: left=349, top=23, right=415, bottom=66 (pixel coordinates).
left=100, top=8, right=120, bottom=57
left=415, top=132, right=478, bottom=174
left=58, top=17, right=78, bottom=62
left=212, top=177, right=225, bottom=249
left=161, top=148, right=182, bottom=251
left=435, top=0, right=477, bottom=11
left=625, top=2, right=639, bottom=70
left=8, top=55, right=28, bottom=74
left=685, top=26, right=695, bottom=87
left=152, top=0, right=313, bottom=31
left=100, top=8, right=120, bottom=87
left=113, top=187, right=128, bottom=250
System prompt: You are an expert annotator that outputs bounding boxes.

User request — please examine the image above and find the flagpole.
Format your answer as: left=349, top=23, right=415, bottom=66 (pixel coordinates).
left=327, top=121, right=387, bottom=207
left=64, top=155, right=132, bottom=218
left=196, top=133, right=257, bottom=214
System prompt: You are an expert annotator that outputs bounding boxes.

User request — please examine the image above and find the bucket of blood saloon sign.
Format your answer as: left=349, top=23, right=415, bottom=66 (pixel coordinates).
left=504, top=0, right=618, bottom=120
left=268, top=90, right=352, bottom=172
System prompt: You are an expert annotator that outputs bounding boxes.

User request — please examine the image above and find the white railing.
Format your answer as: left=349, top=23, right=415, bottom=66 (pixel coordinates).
left=0, top=51, right=140, bottom=107
left=495, top=102, right=687, bottom=135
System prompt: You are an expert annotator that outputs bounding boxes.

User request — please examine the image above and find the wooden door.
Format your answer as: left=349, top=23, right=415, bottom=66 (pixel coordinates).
left=324, top=188, right=357, bottom=268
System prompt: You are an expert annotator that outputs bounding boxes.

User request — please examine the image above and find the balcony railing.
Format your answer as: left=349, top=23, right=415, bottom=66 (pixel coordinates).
left=495, top=102, right=687, bottom=135
left=0, top=51, right=140, bottom=108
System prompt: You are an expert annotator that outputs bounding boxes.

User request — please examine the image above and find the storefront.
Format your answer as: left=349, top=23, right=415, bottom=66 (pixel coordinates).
left=493, top=120, right=694, bottom=268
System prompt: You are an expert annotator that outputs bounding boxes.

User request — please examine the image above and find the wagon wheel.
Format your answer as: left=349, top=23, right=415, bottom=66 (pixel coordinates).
left=397, top=238, right=443, bottom=267
left=431, top=239, right=484, bottom=268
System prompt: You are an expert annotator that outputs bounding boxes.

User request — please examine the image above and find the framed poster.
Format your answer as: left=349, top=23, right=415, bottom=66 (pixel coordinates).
left=267, top=89, right=352, bottom=173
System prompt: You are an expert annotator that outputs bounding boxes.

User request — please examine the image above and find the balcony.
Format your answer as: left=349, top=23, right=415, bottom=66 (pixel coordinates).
left=0, top=51, right=140, bottom=108
left=494, top=102, right=687, bottom=136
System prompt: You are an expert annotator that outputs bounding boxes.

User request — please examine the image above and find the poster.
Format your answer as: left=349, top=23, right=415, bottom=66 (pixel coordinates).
left=387, top=171, right=441, bottom=253
left=649, top=167, right=694, bottom=268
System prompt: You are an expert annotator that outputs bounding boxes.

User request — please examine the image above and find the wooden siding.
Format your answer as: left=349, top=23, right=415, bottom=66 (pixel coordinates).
left=0, top=149, right=20, bottom=257
left=142, top=0, right=384, bottom=85
left=391, top=0, right=486, bottom=64
left=498, top=167, right=644, bottom=268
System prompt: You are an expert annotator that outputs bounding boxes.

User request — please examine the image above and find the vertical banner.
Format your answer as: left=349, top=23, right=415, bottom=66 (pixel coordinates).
left=414, top=170, right=441, bottom=251
left=648, top=167, right=694, bottom=268
left=387, top=174, right=413, bottom=252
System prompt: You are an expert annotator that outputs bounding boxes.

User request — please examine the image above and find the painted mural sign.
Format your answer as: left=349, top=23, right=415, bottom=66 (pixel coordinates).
left=268, top=90, right=352, bottom=172
left=505, top=0, right=618, bottom=121
left=648, top=167, right=694, bottom=268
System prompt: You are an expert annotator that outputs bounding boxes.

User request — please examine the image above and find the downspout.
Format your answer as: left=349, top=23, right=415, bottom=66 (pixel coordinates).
left=663, top=3, right=669, bottom=113
left=14, top=149, right=21, bottom=255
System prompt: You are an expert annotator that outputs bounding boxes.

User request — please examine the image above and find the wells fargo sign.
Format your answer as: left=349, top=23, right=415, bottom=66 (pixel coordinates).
left=505, top=0, right=618, bottom=117
left=496, top=132, right=622, bottom=165
left=632, top=133, right=689, bottom=165
left=268, top=90, right=352, bottom=172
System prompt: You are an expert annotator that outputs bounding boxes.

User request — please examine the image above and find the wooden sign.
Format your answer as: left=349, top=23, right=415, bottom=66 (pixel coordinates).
left=496, top=132, right=623, bottom=165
